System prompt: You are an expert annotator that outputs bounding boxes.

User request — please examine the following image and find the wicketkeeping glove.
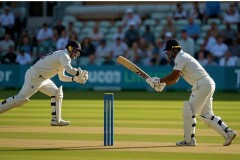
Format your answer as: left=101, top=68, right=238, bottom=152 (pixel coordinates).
left=73, top=69, right=89, bottom=84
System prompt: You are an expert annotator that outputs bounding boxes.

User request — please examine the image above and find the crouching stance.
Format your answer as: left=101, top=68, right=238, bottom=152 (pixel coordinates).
left=146, top=39, right=237, bottom=146
left=0, top=40, right=88, bottom=126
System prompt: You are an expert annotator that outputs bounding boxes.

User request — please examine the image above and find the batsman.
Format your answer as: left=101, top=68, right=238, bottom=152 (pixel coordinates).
left=0, top=40, right=88, bottom=126
left=146, top=39, right=237, bottom=146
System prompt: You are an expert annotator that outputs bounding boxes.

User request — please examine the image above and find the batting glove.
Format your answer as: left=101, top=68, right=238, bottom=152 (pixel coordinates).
left=146, top=77, right=166, bottom=92
left=146, top=77, right=155, bottom=88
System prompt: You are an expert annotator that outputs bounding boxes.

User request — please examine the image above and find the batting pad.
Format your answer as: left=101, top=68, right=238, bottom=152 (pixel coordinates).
left=55, top=86, right=63, bottom=123
left=183, top=101, right=196, bottom=143
left=0, top=95, right=29, bottom=114
left=199, top=115, right=229, bottom=138
left=51, top=96, right=57, bottom=119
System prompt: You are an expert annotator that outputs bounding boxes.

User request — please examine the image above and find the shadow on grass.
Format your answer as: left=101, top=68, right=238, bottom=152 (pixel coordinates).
left=1, top=145, right=177, bottom=151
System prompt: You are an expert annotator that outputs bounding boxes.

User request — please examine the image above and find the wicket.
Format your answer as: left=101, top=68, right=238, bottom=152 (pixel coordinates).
left=104, top=93, right=114, bottom=146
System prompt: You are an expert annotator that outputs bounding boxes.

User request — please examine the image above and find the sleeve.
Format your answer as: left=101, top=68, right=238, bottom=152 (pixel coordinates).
left=57, top=68, right=73, bottom=82
left=173, top=56, right=186, bottom=72
left=59, top=53, right=71, bottom=66
left=60, top=53, right=78, bottom=76
left=64, top=65, right=78, bottom=76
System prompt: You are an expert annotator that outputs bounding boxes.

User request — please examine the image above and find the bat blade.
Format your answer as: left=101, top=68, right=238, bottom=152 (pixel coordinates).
left=117, top=56, right=151, bottom=80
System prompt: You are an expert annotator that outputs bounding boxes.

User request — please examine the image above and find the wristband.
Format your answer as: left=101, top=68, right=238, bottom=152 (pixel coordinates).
left=75, top=71, right=79, bottom=76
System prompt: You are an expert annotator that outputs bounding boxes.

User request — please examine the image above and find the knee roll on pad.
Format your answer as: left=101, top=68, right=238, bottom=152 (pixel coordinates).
left=55, top=86, right=63, bottom=100
left=183, top=101, right=192, bottom=118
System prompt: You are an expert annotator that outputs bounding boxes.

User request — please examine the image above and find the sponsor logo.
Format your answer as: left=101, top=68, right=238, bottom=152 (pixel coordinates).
left=0, top=70, right=12, bottom=82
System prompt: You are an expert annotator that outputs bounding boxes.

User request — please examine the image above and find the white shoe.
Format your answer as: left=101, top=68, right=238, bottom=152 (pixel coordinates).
left=176, top=138, right=197, bottom=146
left=51, top=119, right=70, bottom=126
left=223, top=130, right=237, bottom=146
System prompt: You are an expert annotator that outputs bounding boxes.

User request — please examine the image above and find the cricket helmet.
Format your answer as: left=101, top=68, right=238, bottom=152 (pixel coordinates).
left=65, top=40, right=83, bottom=59
left=163, top=39, right=181, bottom=60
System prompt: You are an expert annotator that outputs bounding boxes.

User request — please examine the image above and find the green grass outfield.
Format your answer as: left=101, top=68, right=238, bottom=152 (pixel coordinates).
left=0, top=90, right=239, bottom=160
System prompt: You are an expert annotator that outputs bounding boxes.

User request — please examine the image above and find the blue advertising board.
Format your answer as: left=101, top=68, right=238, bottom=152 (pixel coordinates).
left=0, top=64, right=239, bottom=91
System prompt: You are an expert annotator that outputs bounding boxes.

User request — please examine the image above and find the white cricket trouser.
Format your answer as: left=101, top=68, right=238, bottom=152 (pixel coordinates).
left=18, top=67, right=58, bottom=99
left=189, top=76, right=215, bottom=117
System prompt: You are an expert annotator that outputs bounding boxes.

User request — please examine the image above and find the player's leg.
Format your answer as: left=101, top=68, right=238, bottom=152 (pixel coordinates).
left=176, top=83, right=213, bottom=146
left=0, top=95, right=30, bottom=114
left=0, top=68, right=42, bottom=114
left=176, top=101, right=197, bottom=146
left=199, top=85, right=237, bottom=146
left=39, top=79, right=70, bottom=126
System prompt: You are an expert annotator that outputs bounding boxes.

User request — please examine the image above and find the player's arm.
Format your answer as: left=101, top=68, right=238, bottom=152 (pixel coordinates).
left=59, top=52, right=80, bottom=76
left=59, top=54, right=88, bottom=84
left=59, top=66, right=88, bottom=84
left=64, top=64, right=79, bottom=76
left=57, top=68, right=73, bottom=82
left=160, top=70, right=182, bottom=86
left=146, top=70, right=181, bottom=92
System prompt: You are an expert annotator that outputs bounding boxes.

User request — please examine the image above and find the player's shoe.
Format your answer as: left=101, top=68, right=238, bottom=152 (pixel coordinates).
left=51, top=119, right=70, bottom=126
left=223, top=130, right=237, bottom=146
left=176, top=138, right=197, bottom=146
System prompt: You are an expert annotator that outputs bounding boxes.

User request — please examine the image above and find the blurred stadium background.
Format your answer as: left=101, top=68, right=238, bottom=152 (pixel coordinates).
left=0, top=1, right=240, bottom=93
left=0, top=2, right=239, bottom=160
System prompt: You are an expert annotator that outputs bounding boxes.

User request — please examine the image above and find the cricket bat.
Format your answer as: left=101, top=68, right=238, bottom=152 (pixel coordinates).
left=117, top=56, right=151, bottom=80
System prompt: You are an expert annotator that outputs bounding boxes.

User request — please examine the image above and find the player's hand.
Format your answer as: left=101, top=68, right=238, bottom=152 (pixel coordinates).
left=146, top=77, right=160, bottom=88
left=146, top=77, right=166, bottom=92
left=153, top=77, right=166, bottom=92
left=154, top=82, right=166, bottom=92
left=146, top=77, right=155, bottom=88
left=81, top=70, right=89, bottom=81
left=73, top=70, right=88, bottom=84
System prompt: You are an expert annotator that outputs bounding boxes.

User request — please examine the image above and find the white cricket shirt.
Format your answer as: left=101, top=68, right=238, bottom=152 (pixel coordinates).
left=33, top=49, right=71, bottom=79
left=173, top=50, right=215, bottom=86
